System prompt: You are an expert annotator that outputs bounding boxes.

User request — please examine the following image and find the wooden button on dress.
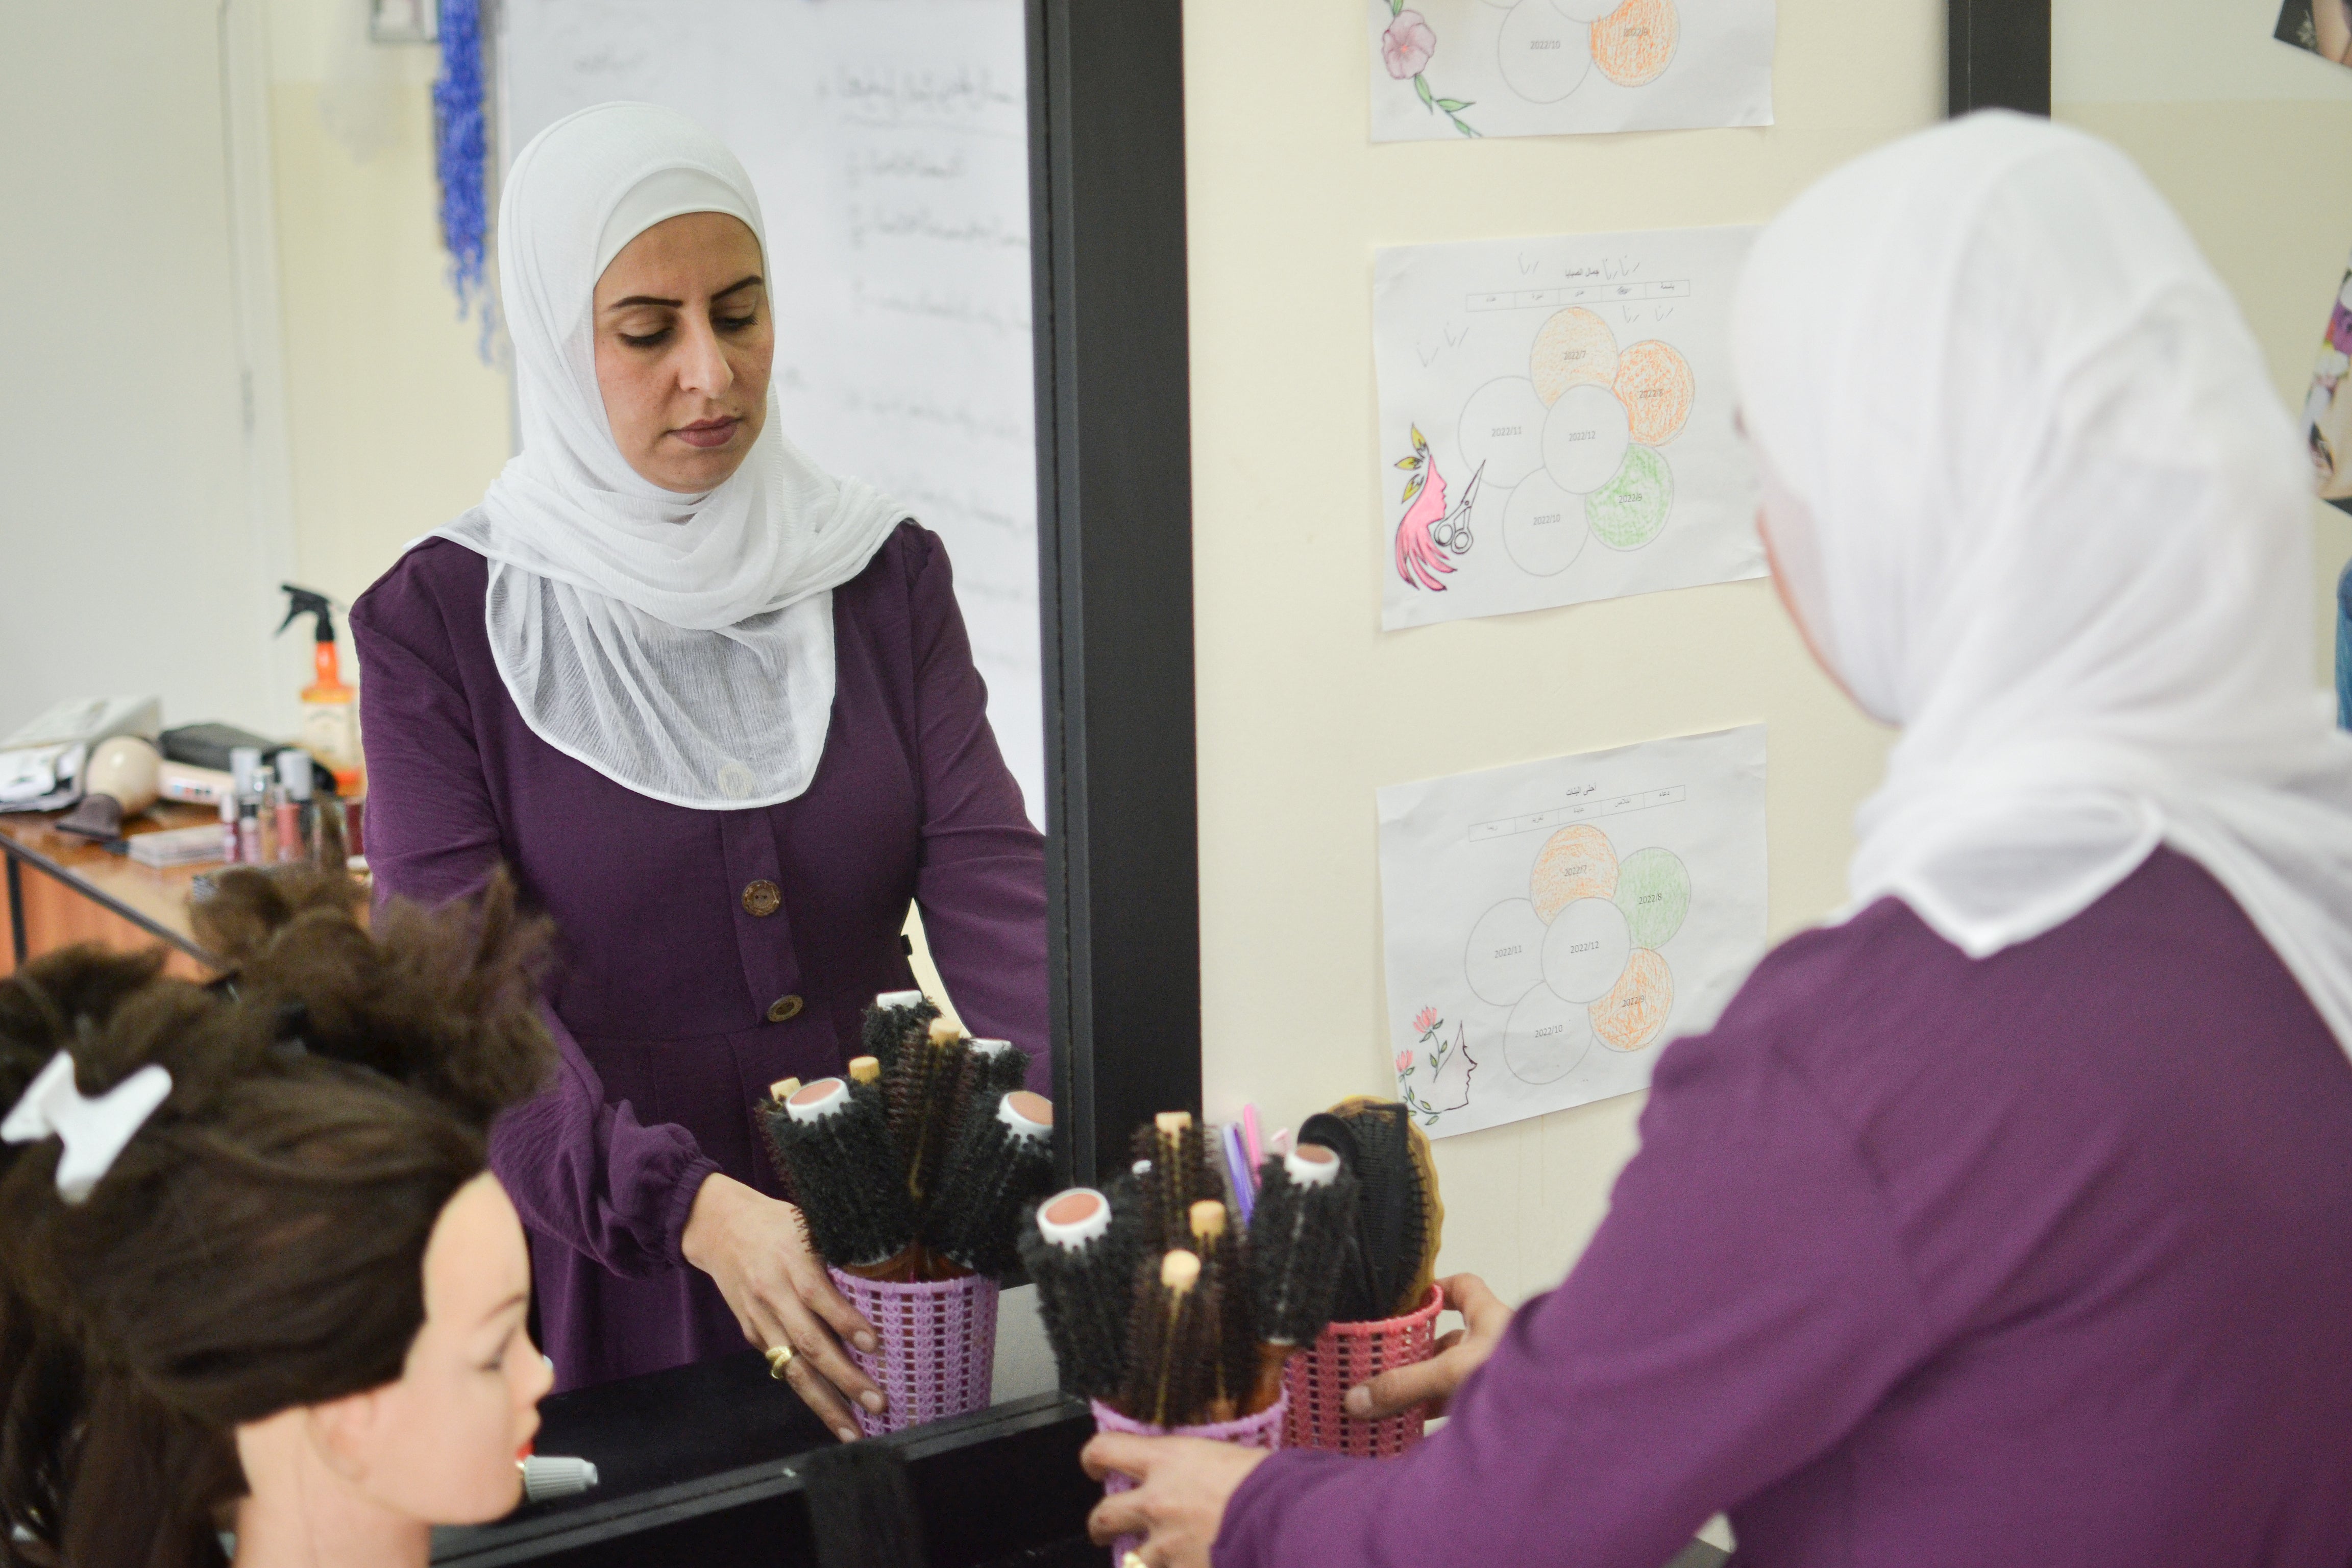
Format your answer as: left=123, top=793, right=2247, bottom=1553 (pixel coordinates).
left=741, top=879, right=781, bottom=917
left=766, top=994, right=804, bottom=1023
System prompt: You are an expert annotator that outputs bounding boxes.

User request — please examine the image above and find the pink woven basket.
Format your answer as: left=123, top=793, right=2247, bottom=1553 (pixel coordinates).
left=1282, top=1284, right=1444, bottom=1458
left=1090, top=1393, right=1287, bottom=1562
left=827, top=1267, right=999, bottom=1437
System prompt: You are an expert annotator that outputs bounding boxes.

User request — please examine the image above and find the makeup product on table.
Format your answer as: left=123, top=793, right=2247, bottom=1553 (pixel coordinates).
left=276, top=750, right=313, bottom=862
left=277, top=585, right=363, bottom=794
left=128, top=824, right=232, bottom=869
left=218, top=793, right=241, bottom=865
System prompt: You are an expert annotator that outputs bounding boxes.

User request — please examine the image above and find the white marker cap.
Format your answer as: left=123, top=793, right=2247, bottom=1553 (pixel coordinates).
left=997, top=1091, right=1052, bottom=1141
left=1285, top=1142, right=1341, bottom=1188
left=1035, top=1187, right=1111, bottom=1249
left=784, top=1078, right=850, bottom=1124
left=519, top=1455, right=599, bottom=1502
left=874, top=990, right=925, bottom=1009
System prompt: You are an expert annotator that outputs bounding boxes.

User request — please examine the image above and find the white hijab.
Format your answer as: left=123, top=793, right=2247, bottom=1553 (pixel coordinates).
left=1732, top=111, right=2352, bottom=1055
left=435, top=102, right=910, bottom=809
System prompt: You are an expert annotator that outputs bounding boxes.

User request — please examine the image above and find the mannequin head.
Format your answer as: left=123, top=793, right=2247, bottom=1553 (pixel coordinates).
left=0, top=868, right=556, bottom=1568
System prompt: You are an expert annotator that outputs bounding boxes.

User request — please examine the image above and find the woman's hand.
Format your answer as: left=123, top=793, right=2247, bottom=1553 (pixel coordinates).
left=1342, top=1272, right=1513, bottom=1420
left=680, top=1172, right=883, bottom=1441
left=1082, top=1434, right=1271, bottom=1568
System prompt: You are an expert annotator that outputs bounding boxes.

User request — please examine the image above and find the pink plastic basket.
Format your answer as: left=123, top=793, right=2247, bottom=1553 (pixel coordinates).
left=827, top=1267, right=999, bottom=1437
left=1282, top=1284, right=1444, bottom=1458
left=1089, top=1392, right=1287, bottom=1562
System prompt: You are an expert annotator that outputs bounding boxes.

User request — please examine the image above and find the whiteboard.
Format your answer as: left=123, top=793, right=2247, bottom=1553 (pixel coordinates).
left=498, top=0, right=1045, bottom=825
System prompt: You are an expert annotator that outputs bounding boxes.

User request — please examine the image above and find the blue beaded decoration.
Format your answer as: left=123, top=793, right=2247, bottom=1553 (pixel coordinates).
left=432, top=0, right=495, bottom=359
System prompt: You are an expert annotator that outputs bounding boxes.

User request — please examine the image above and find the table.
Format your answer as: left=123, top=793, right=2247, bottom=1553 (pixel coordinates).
left=0, top=802, right=223, bottom=980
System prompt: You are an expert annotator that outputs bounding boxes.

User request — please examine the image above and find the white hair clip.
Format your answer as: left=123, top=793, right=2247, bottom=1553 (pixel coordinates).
left=1, top=1053, right=172, bottom=1204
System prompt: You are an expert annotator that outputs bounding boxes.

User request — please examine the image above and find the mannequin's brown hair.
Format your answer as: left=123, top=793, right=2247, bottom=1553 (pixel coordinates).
left=0, top=868, right=553, bottom=1568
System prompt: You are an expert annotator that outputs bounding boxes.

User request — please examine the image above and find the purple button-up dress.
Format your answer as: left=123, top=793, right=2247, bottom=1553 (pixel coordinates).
left=1220, top=849, right=2352, bottom=1568
left=351, top=521, right=1047, bottom=1390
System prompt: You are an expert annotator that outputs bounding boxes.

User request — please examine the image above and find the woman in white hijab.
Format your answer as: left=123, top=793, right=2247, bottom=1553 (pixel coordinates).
left=350, top=103, right=1047, bottom=1439
left=1084, top=113, right=2352, bottom=1568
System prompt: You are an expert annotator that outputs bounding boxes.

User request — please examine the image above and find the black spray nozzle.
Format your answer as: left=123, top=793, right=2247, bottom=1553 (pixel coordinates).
left=276, top=584, right=337, bottom=644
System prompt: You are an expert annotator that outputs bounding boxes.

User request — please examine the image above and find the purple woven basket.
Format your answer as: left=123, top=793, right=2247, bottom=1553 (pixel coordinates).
left=1089, top=1393, right=1287, bottom=1562
left=827, top=1267, right=999, bottom=1437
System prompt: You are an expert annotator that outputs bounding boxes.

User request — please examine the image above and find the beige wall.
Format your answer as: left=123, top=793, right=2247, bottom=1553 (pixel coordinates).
left=265, top=0, right=512, bottom=624
left=1182, top=0, right=1938, bottom=1311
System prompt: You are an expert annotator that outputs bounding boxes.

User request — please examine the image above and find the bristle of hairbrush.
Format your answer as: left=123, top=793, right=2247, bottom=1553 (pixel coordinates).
left=884, top=1031, right=969, bottom=1205
left=1017, top=1190, right=1143, bottom=1402
left=1188, top=1202, right=1253, bottom=1420
left=1247, top=1148, right=1359, bottom=1346
left=923, top=1093, right=1055, bottom=1277
left=860, top=994, right=938, bottom=1077
left=1131, top=1114, right=1220, bottom=1252
left=1310, top=1098, right=1437, bottom=1320
left=768, top=1084, right=917, bottom=1269
left=755, top=1092, right=801, bottom=1203
left=1118, top=1251, right=1217, bottom=1427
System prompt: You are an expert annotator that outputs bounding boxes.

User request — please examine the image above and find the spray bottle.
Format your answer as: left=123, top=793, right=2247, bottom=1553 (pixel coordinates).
left=277, top=585, right=363, bottom=796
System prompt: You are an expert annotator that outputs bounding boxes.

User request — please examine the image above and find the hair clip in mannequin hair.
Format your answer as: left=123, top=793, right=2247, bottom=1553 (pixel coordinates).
left=0, top=1052, right=172, bottom=1204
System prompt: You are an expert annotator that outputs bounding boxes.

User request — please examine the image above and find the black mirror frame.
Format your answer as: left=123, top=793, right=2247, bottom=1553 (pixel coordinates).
left=1032, top=0, right=1202, bottom=1188
left=1949, top=0, right=2050, bottom=115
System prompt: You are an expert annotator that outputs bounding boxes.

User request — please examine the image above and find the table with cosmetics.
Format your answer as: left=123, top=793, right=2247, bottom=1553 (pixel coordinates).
left=0, top=802, right=225, bottom=980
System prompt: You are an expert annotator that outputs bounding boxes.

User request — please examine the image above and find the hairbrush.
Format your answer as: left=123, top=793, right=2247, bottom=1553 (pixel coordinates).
left=1131, top=1111, right=1219, bottom=1251
left=885, top=1018, right=970, bottom=1205
left=1119, top=1248, right=1216, bottom=1428
left=1189, top=1199, right=1254, bottom=1423
left=755, top=1075, right=805, bottom=1198
left=923, top=1091, right=1056, bottom=1277
left=1298, top=1097, right=1445, bottom=1321
left=861, top=990, right=936, bottom=1077
left=1017, top=1187, right=1143, bottom=1403
left=765, top=1077, right=918, bottom=1276
left=1244, top=1141, right=1357, bottom=1410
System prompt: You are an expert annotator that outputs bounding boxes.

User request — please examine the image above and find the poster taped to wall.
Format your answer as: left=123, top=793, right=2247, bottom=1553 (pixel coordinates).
left=1374, top=224, right=1764, bottom=631
left=1377, top=725, right=1766, bottom=1139
left=1369, top=0, right=1774, bottom=143
left=2299, top=251, right=2352, bottom=513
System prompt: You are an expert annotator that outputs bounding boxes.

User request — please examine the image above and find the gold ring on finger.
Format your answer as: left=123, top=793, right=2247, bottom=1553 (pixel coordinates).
left=766, top=1344, right=796, bottom=1380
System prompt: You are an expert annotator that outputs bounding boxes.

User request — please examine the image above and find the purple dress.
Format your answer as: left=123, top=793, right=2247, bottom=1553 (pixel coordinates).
left=352, top=521, right=1047, bottom=1390
left=1221, top=849, right=2352, bottom=1568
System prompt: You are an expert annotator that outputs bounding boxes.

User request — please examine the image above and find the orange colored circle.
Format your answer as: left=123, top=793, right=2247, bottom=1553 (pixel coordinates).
left=1592, top=0, right=1678, bottom=88
left=1612, top=339, right=1694, bottom=446
left=1529, top=825, right=1619, bottom=922
left=1529, top=308, right=1621, bottom=407
left=1590, top=948, right=1674, bottom=1052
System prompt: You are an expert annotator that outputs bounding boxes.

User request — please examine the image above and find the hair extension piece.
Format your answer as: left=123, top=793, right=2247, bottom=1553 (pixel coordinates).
left=922, top=1092, right=1055, bottom=1279
left=1117, top=1250, right=1217, bottom=1428
left=1245, top=1142, right=1358, bottom=1411
left=1017, top=1187, right=1143, bottom=1403
left=859, top=991, right=937, bottom=1080
left=767, top=1080, right=918, bottom=1275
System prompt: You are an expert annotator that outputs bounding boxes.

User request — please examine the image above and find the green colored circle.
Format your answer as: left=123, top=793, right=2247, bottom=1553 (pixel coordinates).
left=1584, top=445, right=1674, bottom=550
left=1613, top=847, right=1690, bottom=949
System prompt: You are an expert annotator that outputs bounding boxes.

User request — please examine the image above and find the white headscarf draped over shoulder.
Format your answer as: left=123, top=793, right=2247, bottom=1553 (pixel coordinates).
left=434, top=102, right=910, bottom=809
left=1732, top=111, right=2352, bottom=1054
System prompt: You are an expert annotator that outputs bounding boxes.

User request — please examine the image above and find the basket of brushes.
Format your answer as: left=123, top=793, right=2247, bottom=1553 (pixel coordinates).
left=758, top=992, right=1052, bottom=1436
left=1017, top=1113, right=1360, bottom=1563
left=1281, top=1097, right=1450, bottom=1458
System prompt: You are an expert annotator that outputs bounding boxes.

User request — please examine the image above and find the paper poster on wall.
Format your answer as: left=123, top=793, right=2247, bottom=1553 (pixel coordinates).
left=2275, top=0, right=2352, bottom=70
left=1369, top=0, right=1773, bottom=143
left=1374, top=224, right=1763, bottom=631
left=1377, top=725, right=1767, bottom=1139
left=2299, top=251, right=2352, bottom=513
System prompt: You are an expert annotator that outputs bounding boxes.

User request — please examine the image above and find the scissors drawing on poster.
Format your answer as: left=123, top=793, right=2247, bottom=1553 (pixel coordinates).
left=1393, top=284, right=1694, bottom=595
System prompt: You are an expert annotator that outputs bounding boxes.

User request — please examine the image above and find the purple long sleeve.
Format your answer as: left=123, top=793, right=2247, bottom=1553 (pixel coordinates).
left=1218, top=851, right=2352, bottom=1568
left=353, top=591, right=720, bottom=1277
left=351, top=521, right=1048, bottom=1387
left=900, top=536, right=1050, bottom=1092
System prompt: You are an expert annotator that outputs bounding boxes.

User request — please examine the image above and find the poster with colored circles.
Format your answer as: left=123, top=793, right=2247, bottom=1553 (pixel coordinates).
left=1369, top=0, right=1772, bottom=143
left=1375, top=224, right=1765, bottom=630
left=1377, top=725, right=1766, bottom=1138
